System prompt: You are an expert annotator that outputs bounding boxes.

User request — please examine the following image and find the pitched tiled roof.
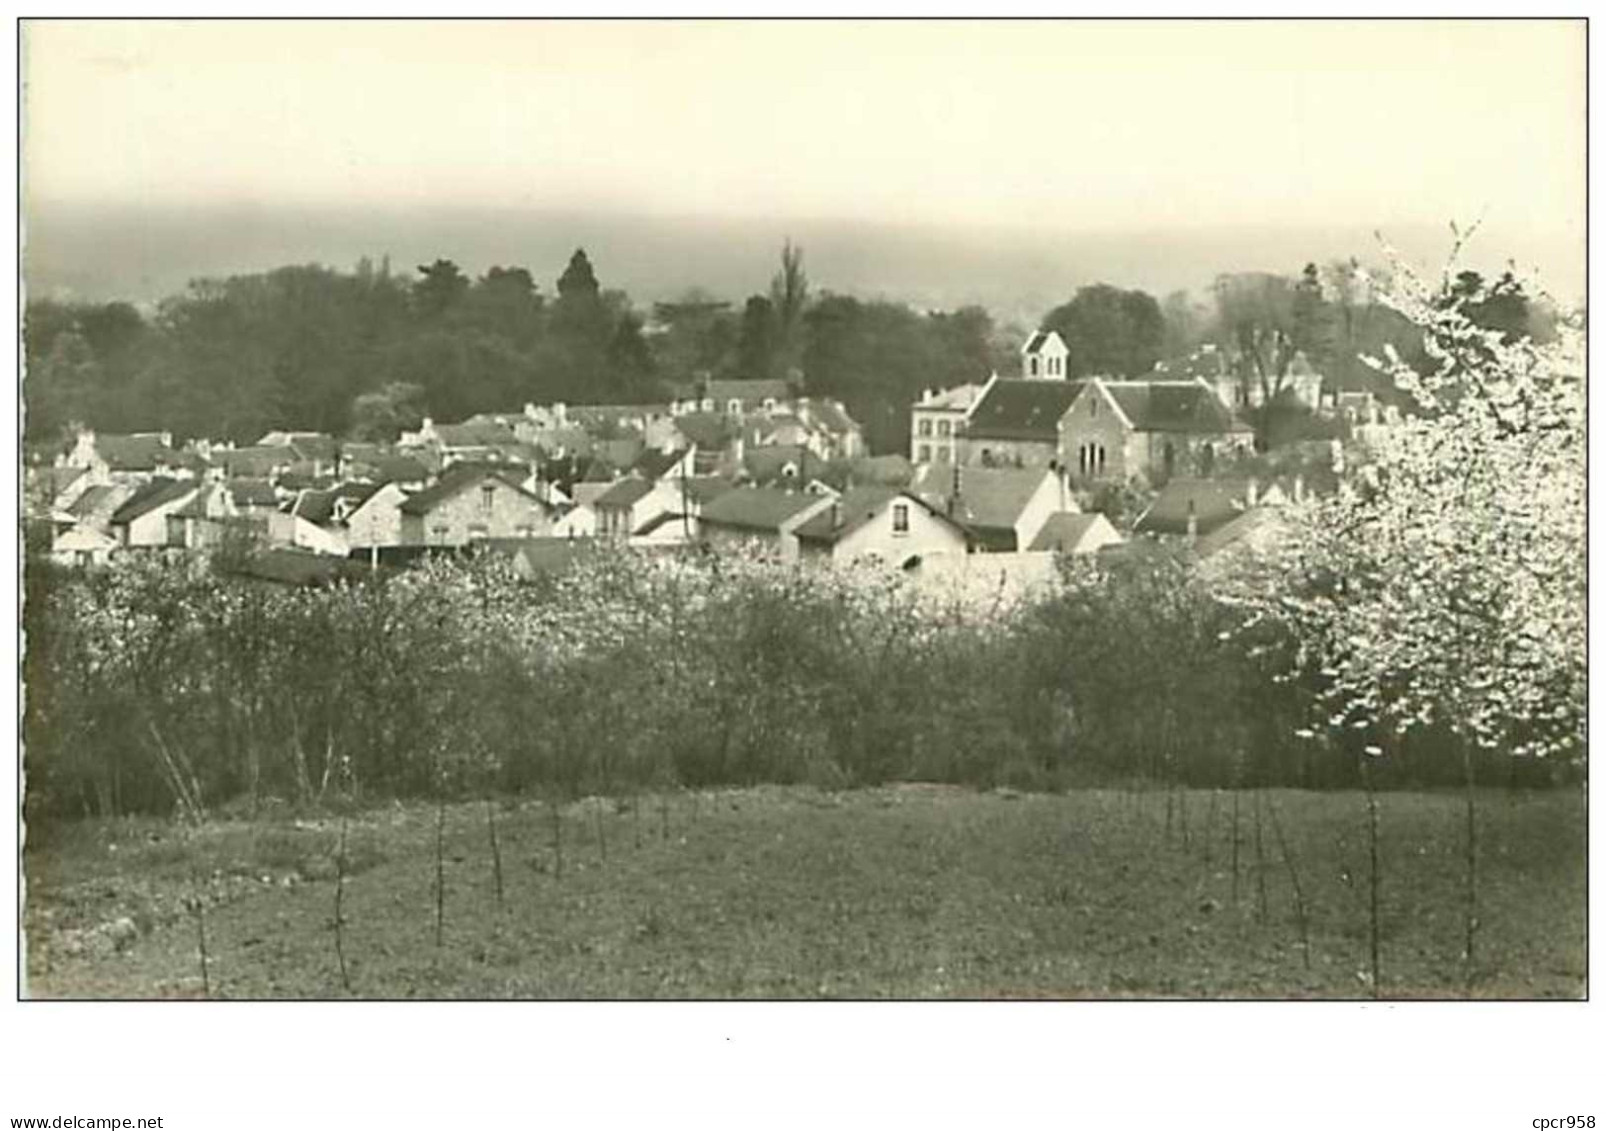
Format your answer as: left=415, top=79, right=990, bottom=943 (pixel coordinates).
left=679, top=476, right=736, bottom=506
left=916, top=383, right=986, bottom=411
left=698, top=487, right=825, bottom=533
left=524, top=425, right=596, bottom=457
left=594, top=477, right=656, bottom=509
left=473, top=536, right=593, bottom=576
left=743, top=445, right=810, bottom=482
left=793, top=485, right=895, bottom=544
left=47, top=465, right=87, bottom=496
left=594, top=438, right=646, bottom=469
left=910, top=464, right=1055, bottom=538
left=1194, top=505, right=1291, bottom=561
left=1101, top=381, right=1253, bottom=435
left=672, top=413, right=738, bottom=450
left=1133, top=477, right=1254, bottom=537
left=631, top=447, right=690, bottom=481
left=292, top=482, right=381, bottom=526
left=169, top=483, right=221, bottom=520
left=433, top=421, right=519, bottom=448
left=274, top=471, right=336, bottom=492
left=110, top=477, right=197, bottom=525
left=791, top=486, right=951, bottom=546
left=216, top=446, right=298, bottom=477
left=1028, top=513, right=1107, bottom=553
left=398, top=465, right=541, bottom=516
left=68, top=484, right=133, bottom=521
left=799, top=398, right=861, bottom=435
left=965, top=379, right=1084, bottom=441
left=705, top=378, right=793, bottom=404
left=258, top=431, right=341, bottom=462
left=358, top=455, right=420, bottom=484
left=96, top=433, right=185, bottom=472
left=227, top=478, right=280, bottom=508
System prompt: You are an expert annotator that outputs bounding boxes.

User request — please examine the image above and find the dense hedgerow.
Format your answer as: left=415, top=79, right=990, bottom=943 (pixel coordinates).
left=21, top=537, right=1555, bottom=829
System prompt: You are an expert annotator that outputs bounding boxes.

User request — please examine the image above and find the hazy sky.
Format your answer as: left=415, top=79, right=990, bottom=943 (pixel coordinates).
left=23, top=19, right=1585, bottom=286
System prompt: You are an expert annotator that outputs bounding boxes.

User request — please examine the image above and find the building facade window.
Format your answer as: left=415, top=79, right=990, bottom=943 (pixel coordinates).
left=918, top=444, right=931, bottom=462
left=937, top=419, right=951, bottom=437
left=481, top=485, right=496, bottom=513
left=892, top=503, right=909, bottom=534
left=918, top=419, right=933, bottom=437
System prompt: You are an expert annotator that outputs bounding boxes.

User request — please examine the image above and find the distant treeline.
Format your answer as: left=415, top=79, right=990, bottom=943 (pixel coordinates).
left=23, top=241, right=1554, bottom=456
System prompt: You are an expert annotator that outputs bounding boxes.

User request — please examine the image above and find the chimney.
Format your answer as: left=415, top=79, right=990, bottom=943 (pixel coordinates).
left=1186, top=498, right=1198, bottom=540
left=1294, top=474, right=1305, bottom=504
left=1246, top=478, right=1258, bottom=508
left=553, top=402, right=567, bottom=425
left=524, top=402, right=538, bottom=421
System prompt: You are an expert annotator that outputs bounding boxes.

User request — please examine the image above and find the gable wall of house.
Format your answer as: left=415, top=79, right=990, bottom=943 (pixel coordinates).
left=1013, top=475, right=1071, bottom=551
left=823, top=501, right=967, bottom=564
left=1076, top=514, right=1125, bottom=554
left=1057, top=386, right=1136, bottom=483
left=345, top=483, right=408, bottom=548
left=401, top=479, right=549, bottom=546
left=124, top=491, right=198, bottom=547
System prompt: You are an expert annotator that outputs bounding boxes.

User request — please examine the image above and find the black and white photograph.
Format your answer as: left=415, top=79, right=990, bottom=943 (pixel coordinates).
left=6, top=11, right=1596, bottom=1127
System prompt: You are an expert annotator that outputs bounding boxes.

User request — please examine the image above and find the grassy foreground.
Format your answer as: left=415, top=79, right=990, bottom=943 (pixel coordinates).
left=22, top=784, right=1585, bottom=999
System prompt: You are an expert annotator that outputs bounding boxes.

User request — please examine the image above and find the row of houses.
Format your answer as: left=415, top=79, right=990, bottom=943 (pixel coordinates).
left=910, top=331, right=1398, bottom=483
left=34, top=358, right=1322, bottom=583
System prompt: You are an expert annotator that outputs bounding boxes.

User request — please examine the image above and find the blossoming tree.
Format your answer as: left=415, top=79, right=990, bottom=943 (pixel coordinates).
left=1241, top=237, right=1585, bottom=985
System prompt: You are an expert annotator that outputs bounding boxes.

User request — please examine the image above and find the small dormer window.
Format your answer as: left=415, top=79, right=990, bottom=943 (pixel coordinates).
left=762, top=397, right=777, bottom=413
left=727, top=399, right=742, bottom=416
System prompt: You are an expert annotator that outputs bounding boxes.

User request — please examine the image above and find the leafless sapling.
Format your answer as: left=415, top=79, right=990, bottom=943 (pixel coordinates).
left=1265, top=794, right=1311, bottom=972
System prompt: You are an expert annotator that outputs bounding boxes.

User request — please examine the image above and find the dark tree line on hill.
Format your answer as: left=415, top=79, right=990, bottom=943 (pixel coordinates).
left=24, top=239, right=1558, bottom=455
left=23, top=243, right=1011, bottom=455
